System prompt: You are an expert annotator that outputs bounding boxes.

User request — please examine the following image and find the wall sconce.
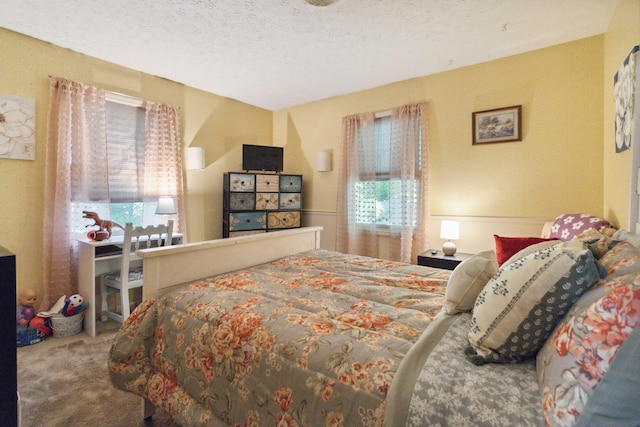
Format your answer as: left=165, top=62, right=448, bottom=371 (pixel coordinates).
left=316, top=150, right=331, bottom=172
left=440, top=220, right=459, bottom=256
left=187, top=147, right=205, bottom=170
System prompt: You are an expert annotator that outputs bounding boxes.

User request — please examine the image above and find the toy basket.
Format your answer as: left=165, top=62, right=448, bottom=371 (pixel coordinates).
left=51, top=312, right=84, bottom=338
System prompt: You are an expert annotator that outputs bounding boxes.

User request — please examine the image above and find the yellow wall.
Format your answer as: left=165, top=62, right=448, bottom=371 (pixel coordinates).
left=0, top=28, right=272, bottom=309
left=275, top=36, right=605, bottom=219
left=3, top=0, right=640, bottom=308
left=603, top=0, right=640, bottom=228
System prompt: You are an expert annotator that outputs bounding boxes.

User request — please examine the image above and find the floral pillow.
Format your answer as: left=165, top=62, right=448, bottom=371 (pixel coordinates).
left=549, top=213, right=611, bottom=241
left=597, top=240, right=640, bottom=278
left=536, top=273, right=640, bottom=426
left=466, top=240, right=605, bottom=365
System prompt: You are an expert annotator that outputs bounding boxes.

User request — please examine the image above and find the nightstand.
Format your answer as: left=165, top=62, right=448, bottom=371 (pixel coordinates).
left=417, top=250, right=472, bottom=270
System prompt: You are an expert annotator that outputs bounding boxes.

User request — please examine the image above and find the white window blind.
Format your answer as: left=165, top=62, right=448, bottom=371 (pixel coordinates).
left=71, top=96, right=161, bottom=236
left=105, top=101, right=145, bottom=202
left=354, top=115, right=420, bottom=226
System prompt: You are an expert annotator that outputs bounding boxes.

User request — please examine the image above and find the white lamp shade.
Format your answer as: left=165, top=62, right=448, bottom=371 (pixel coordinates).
left=187, top=147, right=205, bottom=170
left=316, top=151, right=331, bottom=172
left=155, top=196, right=177, bottom=215
left=440, top=220, right=459, bottom=240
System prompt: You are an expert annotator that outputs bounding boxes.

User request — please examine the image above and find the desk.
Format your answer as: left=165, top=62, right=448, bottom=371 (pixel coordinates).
left=77, top=233, right=183, bottom=337
left=417, top=250, right=472, bottom=270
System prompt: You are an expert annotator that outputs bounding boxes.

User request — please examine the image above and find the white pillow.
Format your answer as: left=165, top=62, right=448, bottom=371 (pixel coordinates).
left=443, top=250, right=497, bottom=315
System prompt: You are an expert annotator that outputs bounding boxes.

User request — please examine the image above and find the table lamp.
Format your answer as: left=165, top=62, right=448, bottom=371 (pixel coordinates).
left=440, top=220, right=459, bottom=256
left=155, top=196, right=177, bottom=224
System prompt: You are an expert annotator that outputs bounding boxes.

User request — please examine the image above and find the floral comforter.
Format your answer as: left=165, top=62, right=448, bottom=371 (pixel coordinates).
left=108, top=249, right=450, bottom=426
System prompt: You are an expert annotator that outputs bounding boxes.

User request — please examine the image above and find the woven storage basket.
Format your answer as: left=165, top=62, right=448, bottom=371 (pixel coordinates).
left=51, top=312, right=84, bottom=338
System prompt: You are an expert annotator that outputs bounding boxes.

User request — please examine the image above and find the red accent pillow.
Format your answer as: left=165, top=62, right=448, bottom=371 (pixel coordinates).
left=493, top=235, right=559, bottom=266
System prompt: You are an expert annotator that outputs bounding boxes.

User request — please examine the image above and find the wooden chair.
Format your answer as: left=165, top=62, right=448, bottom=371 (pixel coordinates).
left=100, top=220, right=174, bottom=323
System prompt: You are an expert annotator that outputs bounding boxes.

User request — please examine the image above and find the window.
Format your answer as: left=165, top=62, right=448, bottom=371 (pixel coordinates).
left=354, top=115, right=421, bottom=226
left=71, top=96, right=162, bottom=235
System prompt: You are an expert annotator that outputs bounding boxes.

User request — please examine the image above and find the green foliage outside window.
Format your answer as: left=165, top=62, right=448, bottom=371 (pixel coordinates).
left=110, top=203, right=144, bottom=227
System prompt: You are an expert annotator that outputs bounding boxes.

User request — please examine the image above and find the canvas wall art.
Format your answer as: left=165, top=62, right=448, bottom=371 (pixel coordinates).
left=0, top=93, right=35, bottom=161
left=614, top=45, right=639, bottom=153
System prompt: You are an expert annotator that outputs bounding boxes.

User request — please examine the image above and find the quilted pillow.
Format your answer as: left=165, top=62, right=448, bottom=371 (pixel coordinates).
left=494, top=235, right=559, bottom=266
left=537, top=273, right=640, bottom=426
left=443, top=250, right=498, bottom=315
left=466, top=240, right=606, bottom=365
left=549, top=213, right=611, bottom=241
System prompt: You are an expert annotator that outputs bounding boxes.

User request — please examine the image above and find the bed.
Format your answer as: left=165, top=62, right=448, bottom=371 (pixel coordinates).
left=108, top=224, right=640, bottom=426
left=108, top=227, right=459, bottom=425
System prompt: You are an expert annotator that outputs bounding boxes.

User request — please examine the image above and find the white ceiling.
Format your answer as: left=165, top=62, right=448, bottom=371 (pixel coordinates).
left=0, top=0, right=617, bottom=111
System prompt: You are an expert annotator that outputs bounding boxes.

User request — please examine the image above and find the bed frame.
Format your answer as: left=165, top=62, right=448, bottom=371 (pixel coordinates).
left=137, top=226, right=323, bottom=301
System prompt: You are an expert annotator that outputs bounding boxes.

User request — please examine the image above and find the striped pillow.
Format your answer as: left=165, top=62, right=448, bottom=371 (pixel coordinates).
left=465, top=240, right=606, bottom=364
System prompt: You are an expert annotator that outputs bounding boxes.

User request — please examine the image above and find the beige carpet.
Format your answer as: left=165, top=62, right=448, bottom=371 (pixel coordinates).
left=17, top=329, right=179, bottom=427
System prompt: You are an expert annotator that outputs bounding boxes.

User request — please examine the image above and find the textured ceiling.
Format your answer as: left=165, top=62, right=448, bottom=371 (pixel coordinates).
left=0, top=0, right=617, bottom=110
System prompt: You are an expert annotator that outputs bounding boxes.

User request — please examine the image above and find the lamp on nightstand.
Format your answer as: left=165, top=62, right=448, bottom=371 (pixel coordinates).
left=440, top=220, right=459, bottom=256
left=155, top=196, right=177, bottom=225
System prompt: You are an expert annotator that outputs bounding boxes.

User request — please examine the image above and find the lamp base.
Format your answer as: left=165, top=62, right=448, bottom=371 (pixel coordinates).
left=442, top=241, right=457, bottom=256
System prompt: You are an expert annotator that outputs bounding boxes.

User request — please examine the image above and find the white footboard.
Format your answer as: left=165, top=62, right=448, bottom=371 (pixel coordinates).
left=137, top=226, right=323, bottom=300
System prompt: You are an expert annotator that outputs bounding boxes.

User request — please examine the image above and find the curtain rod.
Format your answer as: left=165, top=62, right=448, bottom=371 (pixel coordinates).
left=47, top=75, right=181, bottom=110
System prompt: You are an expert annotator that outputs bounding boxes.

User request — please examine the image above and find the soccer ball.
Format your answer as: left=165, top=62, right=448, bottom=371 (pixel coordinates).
left=67, top=294, right=84, bottom=307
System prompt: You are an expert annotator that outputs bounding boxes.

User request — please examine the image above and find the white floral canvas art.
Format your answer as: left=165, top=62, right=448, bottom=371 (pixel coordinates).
left=614, top=46, right=638, bottom=153
left=0, top=93, right=35, bottom=160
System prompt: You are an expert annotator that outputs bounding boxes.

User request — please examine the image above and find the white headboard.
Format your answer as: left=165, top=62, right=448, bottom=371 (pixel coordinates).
left=137, top=226, right=323, bottom=299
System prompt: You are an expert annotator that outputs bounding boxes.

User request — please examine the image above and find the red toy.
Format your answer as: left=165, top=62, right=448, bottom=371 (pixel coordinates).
left=29, top=316, right=52, bottom=336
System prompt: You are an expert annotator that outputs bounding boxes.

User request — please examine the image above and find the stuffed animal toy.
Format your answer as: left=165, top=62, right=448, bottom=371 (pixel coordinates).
left=29, top=316, right=52, bottom=336
left=62, top=294, right=89, bottom=317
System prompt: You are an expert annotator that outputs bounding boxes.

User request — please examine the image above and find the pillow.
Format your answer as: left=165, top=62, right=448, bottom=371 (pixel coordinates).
left=572, top=318, right=640, bottom=426
left=465, top=240, right=606, bottom=365
left=549, top=213, right=611, bottom=241
left=494, top=235, right=558, bottom=266
left=612, top=228, right=640, bottom=248
left=443, top=250, right=498, bottom=315
left=537, top=273, right=640, bottom=426
left=502, top=239, right=563, bottom=267
left=597, top=240, right=640, bottom=278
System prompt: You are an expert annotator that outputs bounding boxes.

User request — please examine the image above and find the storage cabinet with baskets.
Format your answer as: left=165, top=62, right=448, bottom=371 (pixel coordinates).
left=223, top=172, right=302, bottom=238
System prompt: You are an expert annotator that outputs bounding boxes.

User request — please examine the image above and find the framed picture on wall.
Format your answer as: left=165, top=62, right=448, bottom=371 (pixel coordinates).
left=0, top=93, right=35, bottom=160
left=472, top=105, right=522, bottom=145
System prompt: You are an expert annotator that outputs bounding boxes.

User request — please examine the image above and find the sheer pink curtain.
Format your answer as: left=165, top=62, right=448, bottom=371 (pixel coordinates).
left=43, top=80, right=185, bottom=310
left=335, top=112, right=378, bottom=257
left=143, top=101, right=186, bottom=233
left=43, top=78, right=107, bottom=309
left=389, top=102, right=429, bottom=263
left=335, top=102, right=428, bottom=263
